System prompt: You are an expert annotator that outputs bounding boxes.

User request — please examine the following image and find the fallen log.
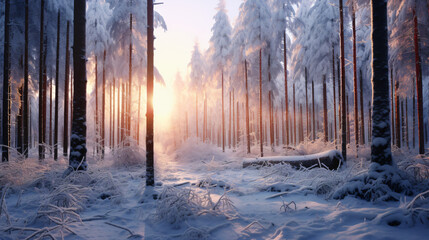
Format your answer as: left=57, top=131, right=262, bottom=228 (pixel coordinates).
left=242, top=150, right=343, bottom=170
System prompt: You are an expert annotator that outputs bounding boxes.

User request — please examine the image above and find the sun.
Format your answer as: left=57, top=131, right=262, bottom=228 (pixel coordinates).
left=153, top=82, right=174, bottom=125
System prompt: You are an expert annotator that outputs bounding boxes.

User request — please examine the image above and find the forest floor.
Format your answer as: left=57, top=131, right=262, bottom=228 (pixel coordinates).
left=1, top=139, right=429, bottom=239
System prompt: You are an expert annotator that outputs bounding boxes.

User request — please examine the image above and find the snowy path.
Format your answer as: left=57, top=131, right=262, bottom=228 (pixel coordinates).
left=1, top=144, right=429, bottom=239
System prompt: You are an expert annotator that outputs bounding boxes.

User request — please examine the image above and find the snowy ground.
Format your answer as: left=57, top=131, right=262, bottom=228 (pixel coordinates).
left=1, top=140, right=429, bottom=240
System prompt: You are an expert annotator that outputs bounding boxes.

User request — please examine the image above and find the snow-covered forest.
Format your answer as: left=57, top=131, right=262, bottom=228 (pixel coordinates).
left=1, top=0, right=429, bottom=239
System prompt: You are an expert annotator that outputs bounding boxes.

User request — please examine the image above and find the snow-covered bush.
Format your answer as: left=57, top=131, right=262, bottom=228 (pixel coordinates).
left=112, top=143, right=146, bottom=168
left=155, top=186, right=235, bottom=229
left=333, top=163, right=414, bottom=202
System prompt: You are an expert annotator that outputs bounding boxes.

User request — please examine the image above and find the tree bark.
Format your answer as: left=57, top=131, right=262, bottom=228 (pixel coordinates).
left=412, top=7, right=424, bottom=154
left=312, top=81, right=315, bottom=141
left=323, top=75, right=328, bottom=142
left=339, top=0, right=347, bottom=162
left=222, top=70, right=225, bottom=151
left=38, top=0, right=45, bottom=160
left=283, top=32, right=289, bottom=146
left=370, top=0, right=392, bottom=165
left=305, top=67, right=309, bottom=140
left=23, top=0, right=29, bottom=158
left=293, top=83, right=296, bottom=145
left=69, top=0, right=88, bottom=171
left=128, top=13, right=133, bottom=139
left=352, top=3, right=359, bottom=150
left=395, top=80, right=401, bottom=148
left=54, top=11, right=60, bottom=160
left=332, top=45, right=337, bottom=144
left=245, top=60, right=250, bottom=153
left=413, top=84, right=416, bottom=149
left=146, top=0, right=155, bottom=186
left=101, top=50, right=106, bottom=158
left=63, top=21, right=70, bottom=157
left=390, top=68, right=394, bottom=145
left=259, top=49, right=263, bottom=156
left=2, top=0, right=10, bottom=162
left=360, top=69, right=365, bottom=145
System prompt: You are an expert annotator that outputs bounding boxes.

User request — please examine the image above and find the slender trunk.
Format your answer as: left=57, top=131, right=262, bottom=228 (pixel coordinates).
left=113, top=78, right=116, bottom=148
left=1, top=0, right=10, bottom=162
left=229, top=91, right=231, bottom=149
left=395, top=81, right=401, bottom=148
left=95, top=56, right=99, bottom=154
left=128, top=13, right=133, bottom=139
left=390, top=68, right=395, bottom=145
left=293, top=83, right=296, bottom=145
left=38, top=0, right=45, bottom=160
left=312, top=81, right=315, bottom=141
left=237, top=101, right=240, bottom=146
left=146, top=0, right=155, bottom=186
left=137, top=84, right=141, bottom=145
left=110, top=84, right=113, bottom=148
left=42, top=43, right=47, bottom=154
left=401, top=100, right=404, bottom=147
left=69, top=0, right=88, bottom=170
left=101, top=50, right=106, bottom=158
left=360, top=69, right=365, bottom=145
left=406, top=98, right=409, bottom=149
left=339, top=0, right=347, bottom=161
left=117, top=79, right=120, bottom=145
left=54, top=11, right=60, bottom=160
left=323, top=75, right=328, bottom=142
left=222, top=70, right=225, bottom=152
left=121, top=83, right=125, bottom=143
left=305, top=67, right=309, bottom=140
left=332, top=46, right=337, bottom=144
left=49, top=75, right=53, bottom=150
left=233, top=90, right=235, bottom=149
left=283, top=32, right=289, bottom=146
left=18, top=86, right=23, bottom=154
left=347, top=96, right=350, bottom=144
left=259, top=49, right=263, bottom=156
left=413, top=7, right=424, bottom=154
left=281, top=102, right=285, bottom=144
left=352, top=3, right=359, bottom=151
left=245, top=61, right=250, bottom=153
left=23, top=0, right=29, bottom=158
left=370, top=0, right=392, bottom=164
left=413, top=84, right=416, bottom=149
left=63, top=21, right=70, bottom=157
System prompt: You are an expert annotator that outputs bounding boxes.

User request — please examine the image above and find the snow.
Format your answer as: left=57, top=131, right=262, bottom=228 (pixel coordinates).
left=1, top=142, right=429, bottom=240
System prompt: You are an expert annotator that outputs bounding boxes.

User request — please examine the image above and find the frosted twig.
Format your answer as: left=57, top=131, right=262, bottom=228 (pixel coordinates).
left=242, top=221, right=266, bottom=232
left=406, top=190, right=429, bottom=210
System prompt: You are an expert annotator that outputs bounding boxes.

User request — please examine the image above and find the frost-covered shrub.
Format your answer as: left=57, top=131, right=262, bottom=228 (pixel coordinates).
left=112, top=144, right=146, bottom=168
left=333, top=163, right=413, bottom=202
left=372, top=190, right=429, bottom=226
left=155, top=187, right=204, bottom=228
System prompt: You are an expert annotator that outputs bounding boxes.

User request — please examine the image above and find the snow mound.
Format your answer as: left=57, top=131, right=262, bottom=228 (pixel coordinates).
left=112, top=145, right=146, bottom=168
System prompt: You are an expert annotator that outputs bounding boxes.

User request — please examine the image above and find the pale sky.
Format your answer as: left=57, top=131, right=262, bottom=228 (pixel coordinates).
left=154, top=0, right=242, bottom=87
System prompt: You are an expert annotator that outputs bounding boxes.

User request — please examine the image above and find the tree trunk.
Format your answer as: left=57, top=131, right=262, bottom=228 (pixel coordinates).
left=54, top=11, right=60, bottom=160
left=222, top=70, right=225, bottom=152
left=50, top=72, right=53, bottom=152
left=128, top=13, right=133, bottom=139
left=229, top=91, right=231, bottom=149
left=259, top=49, right=263, bottom=156
left=42, top=40, right=47, bottom=155
left=146, top=0, right=155, bottom=186
left=18, top=86, right=23, bottom=154
left=23, top=0, right=29, bottom=158
left=360, top=69, right=365, bottom=145
left=332, top=45, right=337, bottom=144
left=413, top=84, right=416, bottom=149
left=413, top=7, right=424, bottom=154
left=233, top=90, right=235, bottom=149
left=390, top=68, right=394, bottom=145
left=69, top=0, right=88, bottom=171
left=401, top=100, right=404, bottom=147
left=117, top=79, right=120, bottom=145
left=237, top=101, right=240, bottom=146
left=312, top=81, right=315, bottom=141
left=395, top=81, right=401, bottom=148
left=63, top=21, right=70, bottom=157
left=323, top=75, right=328, bottom=142
left=347, top=95, right=350, bottom=144
left=352, top=3, right=359, bottom=151
left=137, top=84, right=141, bottom=145
left=305, top=67, right=309, bottom=140
left=245, top=60, right=250, bottom=153
left=339, top=0, right=347, bottom=162
left=101, top=50, right=106, bottom=158
left=38, top=0, right=45, bottom=160
left=2, top=0, right=10, bottom=162
left=293, top=83, right=296, bottom=145
left=283, top=32, right=289, bottom=146
left=112, top=78, right=116, bottom=148
left=370, top=0, right=392, bottom=165
left=406, top=98, right=409, bottom=149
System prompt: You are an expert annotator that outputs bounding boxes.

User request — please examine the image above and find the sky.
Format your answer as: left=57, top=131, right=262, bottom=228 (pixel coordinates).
left=154, top=0, right=242, bottom=88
